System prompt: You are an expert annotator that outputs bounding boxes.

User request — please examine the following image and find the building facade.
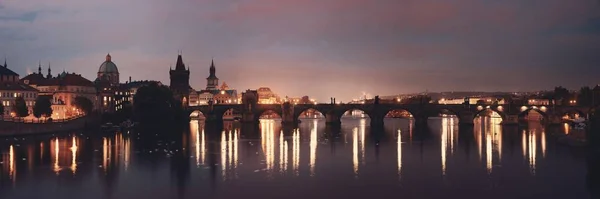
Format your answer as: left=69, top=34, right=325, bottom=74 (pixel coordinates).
left=32, top=71, right=97, bottom=119
left=1, top=61, right=38, bottom=118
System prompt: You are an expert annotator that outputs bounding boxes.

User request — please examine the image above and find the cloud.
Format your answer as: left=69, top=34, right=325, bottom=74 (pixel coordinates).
left=0, top=0, right=599, bottom=101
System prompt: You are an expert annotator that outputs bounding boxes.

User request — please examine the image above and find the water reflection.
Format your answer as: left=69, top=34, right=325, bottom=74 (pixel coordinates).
left=397, top=130, right=402, bottom=178
left=260, top=120, right=276, bottom=175
left=292, top=129, right=300, bottom=176
left=70, top=136, right=78, bottom=174
left=0, top=118, right=589, bottom=199
left=279, top=131, right=288, bottom=174
left=474, top=117, right=503, bottom=174
left=9, top=145, right=15, bottom=181
left=309, top=120, right=318, bottom=176
left=353, top=127, right=359, bottom=177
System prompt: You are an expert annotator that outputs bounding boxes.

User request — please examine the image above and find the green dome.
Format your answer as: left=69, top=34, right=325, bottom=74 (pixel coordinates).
left=98, top=54, right=119, bottom=74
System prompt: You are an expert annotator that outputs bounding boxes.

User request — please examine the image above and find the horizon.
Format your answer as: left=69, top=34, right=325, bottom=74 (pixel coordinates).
left=1, top=0, right=599, bottom=102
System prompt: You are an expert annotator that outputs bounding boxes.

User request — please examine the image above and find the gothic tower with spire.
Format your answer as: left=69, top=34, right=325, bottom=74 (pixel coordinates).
left=169, top=53, right=191, bottom=104
left=206, top=59, right=219, bottom=90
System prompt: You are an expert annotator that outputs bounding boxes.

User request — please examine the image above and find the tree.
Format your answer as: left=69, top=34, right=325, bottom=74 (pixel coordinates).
left=12, top=96, right=29, bottom=118
left=73, top=96, right=94, bottom=115
left=578, top=86, right=593, bottom=106
left=553, top=86, right=570, bottom=105
left=133, top=82, right=183, bottom=125
left=33, top=96, right=53, bottom=118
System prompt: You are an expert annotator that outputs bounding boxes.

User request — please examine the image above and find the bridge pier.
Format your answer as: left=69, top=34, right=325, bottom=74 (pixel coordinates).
left=325, top=113, right=341, bottom=127
left=458, top=112, right=475, bottom=128
left=501, top=115, right=519, bottom=126
left=370, top=115, right=385, bottom=132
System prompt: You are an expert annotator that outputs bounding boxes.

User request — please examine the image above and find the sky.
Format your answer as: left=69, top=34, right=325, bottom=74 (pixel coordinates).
left=1, top=0, right=599, bottom=102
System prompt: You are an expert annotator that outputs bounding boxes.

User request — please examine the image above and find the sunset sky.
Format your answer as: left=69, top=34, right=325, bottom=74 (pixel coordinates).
left=1, top=0, right=599, bottom=102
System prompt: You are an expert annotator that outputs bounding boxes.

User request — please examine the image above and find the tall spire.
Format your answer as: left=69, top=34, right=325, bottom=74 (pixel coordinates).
left=47, top=62, right=52, bottom=78
left=38, top=61, right=42, bottom=74
left=3, top=56, right=6, bottom=68
left=208, top=58, right=217, bottom=79
left=175, top=54, right=185, bottom=70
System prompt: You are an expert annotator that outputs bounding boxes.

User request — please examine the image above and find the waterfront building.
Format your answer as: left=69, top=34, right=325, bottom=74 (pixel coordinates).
left=1, top=61, right=38, bottom=118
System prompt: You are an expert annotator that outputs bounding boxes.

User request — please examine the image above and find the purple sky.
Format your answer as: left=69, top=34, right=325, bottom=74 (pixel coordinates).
left=1, top=0, right=599, bottom=102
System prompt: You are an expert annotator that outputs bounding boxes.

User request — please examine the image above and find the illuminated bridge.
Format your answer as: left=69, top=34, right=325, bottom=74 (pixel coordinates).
left=185, top=100, right=591, bottom=130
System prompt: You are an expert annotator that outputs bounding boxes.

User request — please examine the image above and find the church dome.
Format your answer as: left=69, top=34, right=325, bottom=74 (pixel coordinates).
left=98, top=54, right=119, bottom=74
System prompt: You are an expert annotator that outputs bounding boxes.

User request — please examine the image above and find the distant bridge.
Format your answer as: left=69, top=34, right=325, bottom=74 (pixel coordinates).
left=185, top=102, right=591, bottom=129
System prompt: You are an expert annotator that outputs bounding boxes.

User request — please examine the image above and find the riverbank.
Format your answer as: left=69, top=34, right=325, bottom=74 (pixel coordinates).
left=549, top=125, right=587, bottom=147
left=0, top=115, right=101, bottom=137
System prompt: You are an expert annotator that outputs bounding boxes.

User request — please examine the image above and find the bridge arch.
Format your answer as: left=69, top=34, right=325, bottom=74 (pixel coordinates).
left=221, top=108, right=242, bottom=121
left=474, top=108, right=506, bottom=121
left=257, top=109, right=282, bottom=119
left=518, top=108, right=549, bottom=122
left=189, top=110, right=206, bottom=120
left=295, top=108, right=325, bottom=119
left=384, top=108, right=414, bottom=119
left=340, top=108, right=371, bottom=119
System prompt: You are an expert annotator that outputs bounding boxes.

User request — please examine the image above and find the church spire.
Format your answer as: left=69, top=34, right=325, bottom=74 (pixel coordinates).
left=3, top=57, right=6, bottom=68
left=208, top=58, right=216, bottom=78
left=47, top=62, right=52, bottom=78
left=38, top=61, right=42, bottom=74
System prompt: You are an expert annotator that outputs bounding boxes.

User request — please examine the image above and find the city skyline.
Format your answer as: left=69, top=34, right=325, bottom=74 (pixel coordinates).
left=1, top=0, right=599, bottom=102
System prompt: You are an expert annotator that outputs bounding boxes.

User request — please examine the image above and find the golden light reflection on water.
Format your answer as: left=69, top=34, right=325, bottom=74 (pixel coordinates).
left=474, top=117, right=502, bottom=174
left=191, top=121, right=203, bottom=167
left=441, top=118, right=448, bottom=175
left=279, top=131, right=288, bottom=174
left=9, top=145, right=15, bottom=181
left=53, top=138, right=60, bottom=174
left=70, top=136, right=78, bottom=174
left=359, top=119, right=366, bottom=165
left=353, top=127, right=359, bottom=177
left=309, top=120, right=318, bottom=176
left=219, top=129, right=240, bottom=180
left=221, top=130, right=227, bottom=179
left=292, top=128, right=300, bottom=176
left=541, top=129, right=546, bottom=158
left=563, top=123, right=570, bottom=135
left=201, top=130, right=206, bottom=165
left=261, top=120, right=276, bottom=175
left=528, top=131, right=537, bottom=175
left=397, top=130, right=402, bottom=179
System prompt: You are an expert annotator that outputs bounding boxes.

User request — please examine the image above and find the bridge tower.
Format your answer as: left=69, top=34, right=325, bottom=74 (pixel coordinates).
left=240, top=90, right=258, bottom=123
left=281, top=102, right=297, bottom=126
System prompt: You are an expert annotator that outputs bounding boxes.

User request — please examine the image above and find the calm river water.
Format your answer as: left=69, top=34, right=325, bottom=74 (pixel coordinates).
left=0, top=117, right=593, bottom=199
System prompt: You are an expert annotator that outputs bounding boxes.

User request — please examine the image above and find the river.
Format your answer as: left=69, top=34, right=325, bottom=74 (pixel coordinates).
left=0, top=117, right=593, bottom=199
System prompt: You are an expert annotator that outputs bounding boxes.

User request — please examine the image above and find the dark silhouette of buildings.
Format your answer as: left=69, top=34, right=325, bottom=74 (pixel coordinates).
left=169, top=54, right=191, bottom=105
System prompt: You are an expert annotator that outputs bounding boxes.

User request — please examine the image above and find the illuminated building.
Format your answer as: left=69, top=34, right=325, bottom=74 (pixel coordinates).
left=35, top=71, right=96, bottom=119
left=1, top=60, right=38, bottom=118
left=527, top=98, right=550, bottom=106
left=194, top=60, right=238, bottom=105
left=95, top=54, right=121, bottom=113
left=257, top=87, right=280, bottom=104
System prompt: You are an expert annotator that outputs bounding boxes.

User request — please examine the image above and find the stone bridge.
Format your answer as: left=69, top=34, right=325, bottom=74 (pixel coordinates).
left=185, top=101, right=591, bottom=129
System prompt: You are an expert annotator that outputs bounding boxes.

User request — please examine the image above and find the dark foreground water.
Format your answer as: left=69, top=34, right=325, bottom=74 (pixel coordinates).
left=0, top=117, right=594, bottom=199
